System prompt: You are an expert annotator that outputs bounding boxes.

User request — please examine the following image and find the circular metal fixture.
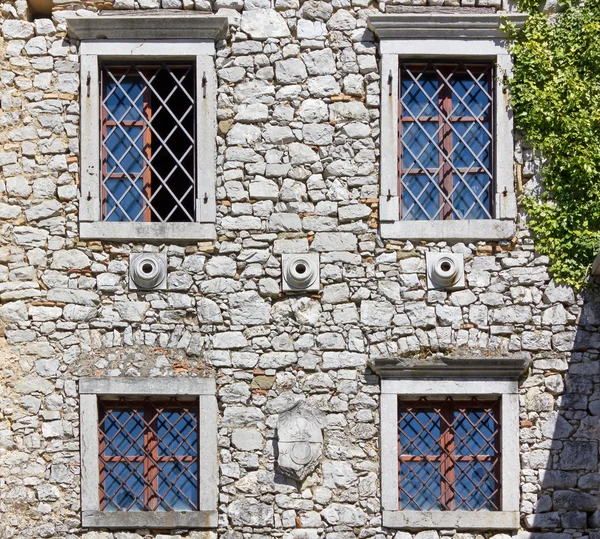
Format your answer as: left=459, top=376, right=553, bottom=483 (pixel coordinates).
left=285, top=257, right=315, bottom=289
left=282, top=253, right=320, bottom=293
left=430, top=255, right=463, bottom=288
left=130, top=254, right=167, bottom=290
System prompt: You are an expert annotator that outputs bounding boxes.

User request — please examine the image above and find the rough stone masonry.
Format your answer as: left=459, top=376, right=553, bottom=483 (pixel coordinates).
left=0, top=0, right=599, bottom=537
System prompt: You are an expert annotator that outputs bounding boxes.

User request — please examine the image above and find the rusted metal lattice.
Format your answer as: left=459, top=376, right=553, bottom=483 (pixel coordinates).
left=399, top=62, right=494, bottom=221
left=100, top=63, right=196, bottom=223
left=398, top=397, right=500, bottom=511
left=98, top=398, right=199, bottom=511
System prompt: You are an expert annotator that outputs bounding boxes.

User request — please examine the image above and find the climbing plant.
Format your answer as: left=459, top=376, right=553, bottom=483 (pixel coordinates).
left=508, top=0, right=600, bottom=288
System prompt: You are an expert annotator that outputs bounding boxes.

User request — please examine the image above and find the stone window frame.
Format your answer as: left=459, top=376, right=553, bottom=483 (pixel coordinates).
left=368, top=13, right=527, bottom=242
left=67, top=14, right=227, bottom=242
left=79, top=377, right=218, bottom=529
left=373, top=357, right=527, bottom=531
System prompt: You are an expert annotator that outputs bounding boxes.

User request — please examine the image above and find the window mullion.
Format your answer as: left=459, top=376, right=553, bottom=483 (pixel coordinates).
left=438, top=68, right=453, bottom=221
left=440, top=400, right=455, bottom=510
left=143, top=401, right=158, bottom=511
left=142, top=81, right=152, bottom=223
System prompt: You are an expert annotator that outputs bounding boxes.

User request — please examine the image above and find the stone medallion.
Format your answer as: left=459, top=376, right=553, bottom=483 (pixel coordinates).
left=276, top=401, right=324, bottom=481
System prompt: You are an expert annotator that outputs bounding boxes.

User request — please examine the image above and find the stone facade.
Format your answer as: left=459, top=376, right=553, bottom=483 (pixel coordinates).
left=0, top=0, right=598, bottom=538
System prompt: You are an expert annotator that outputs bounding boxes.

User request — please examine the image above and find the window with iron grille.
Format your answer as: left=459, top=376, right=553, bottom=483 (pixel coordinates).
left=398, top=397, right=500, bottom=512
left=70, top=15, right=224, bottom=242
left=101, top=64, right=196, bottom=224
left=99, top=398, right=199, bottom=512
left=399, top=63, right=494, bottom=221
left=370, top=13, right=525, bottom=242
left=378, top=375, right=521, bottom=530
left=79, top=377, right=217, bottom=529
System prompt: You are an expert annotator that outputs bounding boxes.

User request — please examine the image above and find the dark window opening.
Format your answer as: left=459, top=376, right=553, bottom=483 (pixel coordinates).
left=100, top=63, right=196, bottom=223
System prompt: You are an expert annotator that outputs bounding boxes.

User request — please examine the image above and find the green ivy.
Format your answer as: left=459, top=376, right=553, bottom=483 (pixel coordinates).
left=509, top=0, right=600, bottom=288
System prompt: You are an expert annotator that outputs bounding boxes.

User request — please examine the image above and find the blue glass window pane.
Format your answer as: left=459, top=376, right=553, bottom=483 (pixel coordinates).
left=452, top=74, right=490, bottom=118
left=452, top=173, right=491, bottom=219
left=399, top=409, right=439, bottom=455
left=103, top=410, right=144, bottom=457
left=400, top=461, right=441, bottom=510
left=105, top=125, right=144, bottom=173
left=455, top=461, right=497, bottom=510
left=402, top=174, right=439, bottom=220
left=103, top=461, right=145, bottom=511
left=454, top=409, right=496, bottom=456
left=453, top=122, right=491, bottom=169
left=401, top=73, right=438, bottom=117
left=105, top=78, right=144, bottom=122
left=157, top=461, right=198, bottom=511
left=402, top=121, right=438, bottom=170
left=104, top=178, right=146, bottom=222
left=157, top=410, right=198, bottom=457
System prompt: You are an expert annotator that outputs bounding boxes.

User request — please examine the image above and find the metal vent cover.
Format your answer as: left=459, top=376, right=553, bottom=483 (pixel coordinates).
left=282, top=253, right=320, bottom=293
left=426, top=252, right=465, bottom=290
left=129, top=253, right=167, bottom=291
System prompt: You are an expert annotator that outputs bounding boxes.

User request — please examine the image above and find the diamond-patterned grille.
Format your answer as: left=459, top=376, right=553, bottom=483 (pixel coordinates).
left=100, top=63, right=196, bottom=223
left=399, top=62, right=494, bottom=221
left=98, top=398, right=199, bottom=512
left=398, top=397, right=500, bottom=511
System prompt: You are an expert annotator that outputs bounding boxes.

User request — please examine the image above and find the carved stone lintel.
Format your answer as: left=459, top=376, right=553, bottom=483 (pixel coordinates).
left=369, top=355, right=531, bottom=380
left=276, top=401, right=325, bottom=482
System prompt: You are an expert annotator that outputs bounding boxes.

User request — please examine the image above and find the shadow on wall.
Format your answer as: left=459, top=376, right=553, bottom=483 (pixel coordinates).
left=523, top=287, right=600, bottom=538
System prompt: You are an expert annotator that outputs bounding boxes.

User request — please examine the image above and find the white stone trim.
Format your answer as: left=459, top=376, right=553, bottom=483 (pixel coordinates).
left=82, top=512, right=218, bottom=529
left=380, top=393, right=399, bottom=512
left=75, top=34, right=219, bottom=242
left=380, top=53, right=399, bottom=200
left=381, top=379, right=518, bottom=396
left=380, top=378, right=520, bottom=530
left=378, top=39, right=508, bottom=57
left=382, top=511, right=519, bottom=530
left=80, top=40, right=216, bottom=58
left=501, top=392, right=520, bottom=512
left=368, top=13, right=527, bottom=40
left=199, top=394, right=218, bottom=513
left=79, top=222, right=216, bottom=242
left=79, top=377, right=218, bottom=529
left=66, top=13, right=227, bottom=42
left=495, top=53, right=517, bottom=220
left=80, top=394, right=100, bottom=513
left=380, top=219, right=516, bottom=242
left=79, top=377, right=216, bottom=395
left=370, top=13, right=525, bottom=242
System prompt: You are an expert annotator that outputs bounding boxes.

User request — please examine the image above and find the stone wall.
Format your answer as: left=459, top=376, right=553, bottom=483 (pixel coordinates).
left=0, top=0, right=598, bottom=538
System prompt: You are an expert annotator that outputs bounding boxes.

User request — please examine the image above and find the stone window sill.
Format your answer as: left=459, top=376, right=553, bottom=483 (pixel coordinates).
left=82, top=511, right=218, bottom=529
left=383, top=510, right=520, bottom=530
left=380, top=219, right=516, bottom=242
left=79, top=222, right=216, bottom=242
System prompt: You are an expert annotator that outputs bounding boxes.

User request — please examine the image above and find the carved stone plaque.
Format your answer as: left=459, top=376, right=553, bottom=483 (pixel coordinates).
left=277, top=401, right=324, bottom=481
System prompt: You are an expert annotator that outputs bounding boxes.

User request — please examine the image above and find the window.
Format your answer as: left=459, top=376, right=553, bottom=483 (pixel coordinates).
left=368, top=13, right=527, bottom=241
left=399, top=62, right=494, bottom=221
left=101, top=63, right=196, bottom=223
left=99, top=398, right=199, bottom=512
left=80, top=378, right=217, bottom=529
left=399, top=397, right=500, bottom=511
left=67, top=14, right=227, bottom=242
left=373, top=358, right=527, bottom=530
